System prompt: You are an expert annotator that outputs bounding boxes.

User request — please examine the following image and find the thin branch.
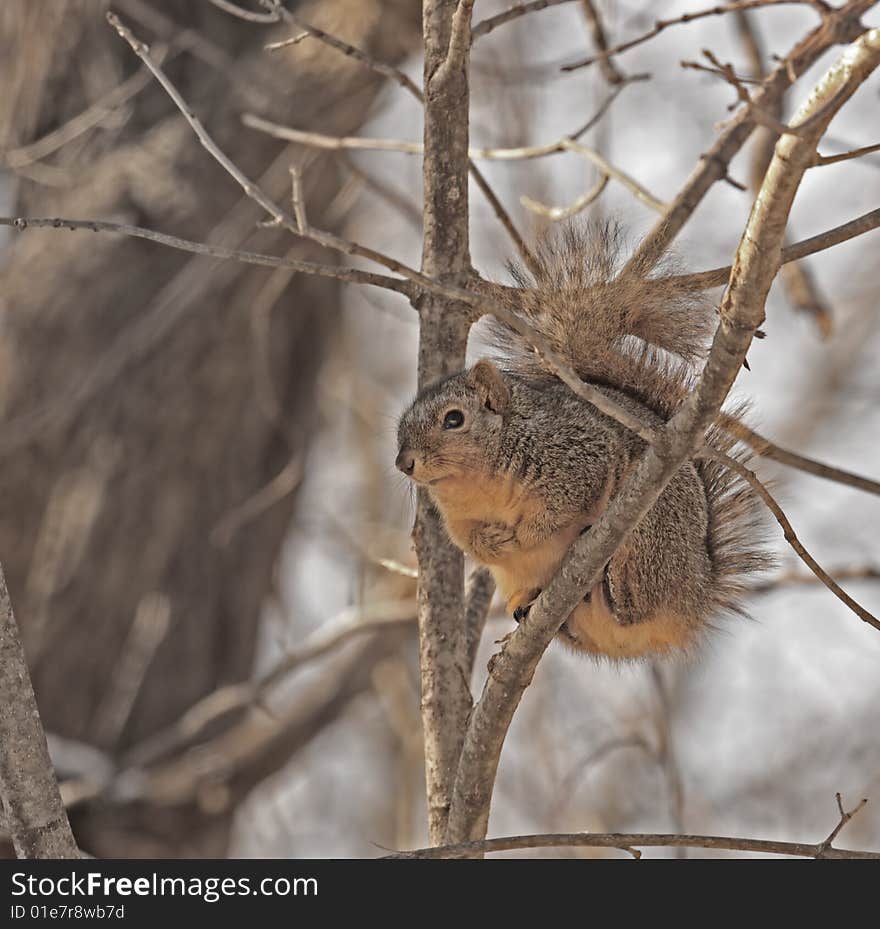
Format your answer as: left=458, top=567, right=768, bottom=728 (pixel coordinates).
left=562, top=0, right=828, bottom=71
left=205, top=0, right=278, bottom=23
left=682, top=51, right=797, bottom=137
left=521, top=173, right=609, bottom=220
left=106, top=12, right=426, bottom=285
left=4, top=54, right=163, bottom=168
left=701, top=448, right=880, bottom=631
left=123, top=600, right=417, bottom=769
left=812, top=141, right=880, bottom=165
left=93, top=593, right=171, bottom=747
left=211, top=454, right=303, bottom=545
left=464, top=567, right=496, bottom=677
left=263, top=7, right=424, bottom=101
left=259, top=0, right=534, bottom=270
left=289, top=163, right=308, bottom=233
left=815, top=794, right=869, bottom=858
left=445, top=0, right=477, bottom=72
left=0, top=216, right=415, bottom=296
left=726, top=420, right=880, bottom=497
left=241, top=115, right=666, bottom=211
left=621, top=0, right=876, bottom=276
left=0, top=562, right=80, bottom=858
left=749, top=565, right=879, bottom=594
left=472, top=0, right=578, bottom=41
left=670, top=206, right=880, bottom=290
left=386, top=829, right=879, bottom=859
left=580, top=0, right=625, bottom=84
left=241, top=118, right=423, bottom=153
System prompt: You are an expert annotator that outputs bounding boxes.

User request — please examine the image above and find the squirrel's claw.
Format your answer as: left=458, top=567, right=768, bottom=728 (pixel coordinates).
left=510, top=587, right=542, bottom=622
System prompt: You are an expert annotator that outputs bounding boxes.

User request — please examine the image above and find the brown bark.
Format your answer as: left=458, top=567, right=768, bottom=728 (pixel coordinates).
left=414, top=0, right=475, bottom=846
left=0, top=562, right=79, bottom=858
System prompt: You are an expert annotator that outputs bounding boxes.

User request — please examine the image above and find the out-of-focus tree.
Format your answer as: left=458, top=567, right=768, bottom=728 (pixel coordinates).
left=0, top=0, right=420, bottom=857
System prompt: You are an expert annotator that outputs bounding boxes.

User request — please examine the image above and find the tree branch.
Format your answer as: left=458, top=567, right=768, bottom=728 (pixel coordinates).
left=463, top=567, right=496, bottom=678
left=621, top=0, right=876, bottom=275
left=562, top=1, right=828, bottom=72
left=258, top=0, right=536, bottom=272
left=472, top=0, right=578, bottom=41
left=668, top=205, right=880, bottom=289
left=724, top=419, right=880, bottom=497
left=386, top=823, right=878, bottom=859
left=701, top=449, right=880, bottom=631
left=0, top=216, right=415, bottom=296
left=0, top=562, right=80, bottom=858
left=240, top=114, right=666, bottom=212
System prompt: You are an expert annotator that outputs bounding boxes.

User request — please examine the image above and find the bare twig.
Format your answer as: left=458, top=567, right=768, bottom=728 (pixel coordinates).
left=241, top=115, right=666, bottom=212
left=0, top=216, right=415, bottom=296
left=669, top=206, right=880, bottom=290
left=562, top=0, right=828, bottom=71
left=0, top=562, right=80, bottom=858
left=93, top=593, right=171, bottom=747
left=124, top=599, right=417, bottom=769
left=472, top=0, right=578, bottom=41
left=464, top=567, right=496, bottom=677
left=205, top=0, right=278, bottom=23
left=263, top=8, right=424, bottom=101
left=521, top=173, right=610, bottom=220
left=621, top=0, right=876, bottom=276
left=749, top=565, right=879, bottom=594
left=725, top=420, right=880, bottom=497
left=815, top=794, right=869, bottom=858
left=701, top=448, right=880, bottom=631
left=386, top=828, right=879, bottom=859
left=580, top=0, right=625, bottom=84
left=211, top=454, right=303, bottom=545
left=4, top=54, right=163, bottom=168
left=812, top=141, right=880, bottom=165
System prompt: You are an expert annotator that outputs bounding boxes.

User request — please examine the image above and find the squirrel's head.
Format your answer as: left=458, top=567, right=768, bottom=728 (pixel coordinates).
left=396, top=359, right=510, bottom=486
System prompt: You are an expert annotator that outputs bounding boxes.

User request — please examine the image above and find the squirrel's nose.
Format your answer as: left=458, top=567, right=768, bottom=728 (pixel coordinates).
left=396, top=449, right=416, bottom=476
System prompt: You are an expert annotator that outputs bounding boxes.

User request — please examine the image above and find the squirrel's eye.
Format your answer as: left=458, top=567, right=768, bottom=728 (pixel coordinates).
left=442, top=409, right=465, bottom=430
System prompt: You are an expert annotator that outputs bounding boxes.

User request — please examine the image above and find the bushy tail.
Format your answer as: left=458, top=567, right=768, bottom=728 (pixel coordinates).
left=484, top=221, right=716, bottom=418
left=486, top=221, right=774, bottom=612
left=700, top=413, right=776, bottom=618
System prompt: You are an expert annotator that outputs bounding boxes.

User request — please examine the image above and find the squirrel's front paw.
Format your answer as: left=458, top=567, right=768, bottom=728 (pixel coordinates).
left=507, top=588, right=542, bottom=622
left=469, top=522, right=516, bottom=561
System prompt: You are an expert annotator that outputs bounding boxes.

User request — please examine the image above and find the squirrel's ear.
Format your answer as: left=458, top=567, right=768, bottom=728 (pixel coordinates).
left=466, top=359, right=509, bottom=414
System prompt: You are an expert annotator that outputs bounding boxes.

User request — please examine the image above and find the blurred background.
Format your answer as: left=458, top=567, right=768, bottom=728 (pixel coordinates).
left=1, top=0, right=878, bottom=858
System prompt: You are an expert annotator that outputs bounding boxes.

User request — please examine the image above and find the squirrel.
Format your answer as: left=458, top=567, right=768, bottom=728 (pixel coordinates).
left=396, top=224, right=772, bottom=660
